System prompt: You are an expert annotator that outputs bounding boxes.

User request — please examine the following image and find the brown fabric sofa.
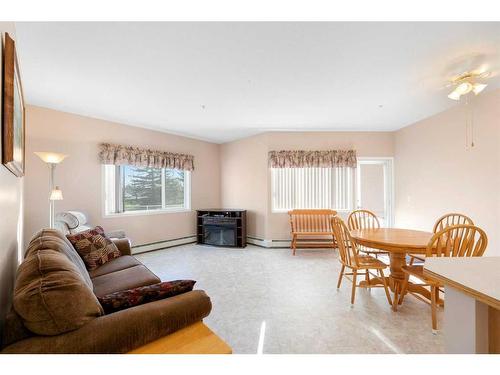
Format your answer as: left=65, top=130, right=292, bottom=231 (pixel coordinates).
left=0, top=229, right=212, bottom=353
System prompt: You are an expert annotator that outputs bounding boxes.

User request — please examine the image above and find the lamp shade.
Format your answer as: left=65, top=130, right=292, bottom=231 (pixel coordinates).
left=49, top=186, right=64, bottom=201
left=34, top=152, right=68, bottom=164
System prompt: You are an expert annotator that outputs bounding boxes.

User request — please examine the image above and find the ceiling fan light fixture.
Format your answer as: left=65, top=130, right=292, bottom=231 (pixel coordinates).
left=472, top=83, right=487, bottom=95
left=448, top=90, right=461, bottom=101
left=455, top=81, right=473, bottom=95
left=445, top=70, right=490, bottom=151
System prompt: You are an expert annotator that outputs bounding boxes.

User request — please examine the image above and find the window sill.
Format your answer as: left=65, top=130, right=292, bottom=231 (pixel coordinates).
left=103, top=208, right=191, bottom=218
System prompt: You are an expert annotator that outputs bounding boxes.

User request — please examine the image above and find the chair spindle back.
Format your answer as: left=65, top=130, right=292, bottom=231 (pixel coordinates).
left=433, top=213, right=473, bottom=233
left=289, top=209, right=337, bottom=233
left=331, top=217, right=358, bottom=267
left=426, top=224, right=487, bottom=258
left=347, top=209, right=380, bottom=231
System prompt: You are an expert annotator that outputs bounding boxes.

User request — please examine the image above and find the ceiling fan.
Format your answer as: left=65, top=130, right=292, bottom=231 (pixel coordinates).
left=446, top=71, right=490, bottom=101
left=444, top=70, right=491, bottom=150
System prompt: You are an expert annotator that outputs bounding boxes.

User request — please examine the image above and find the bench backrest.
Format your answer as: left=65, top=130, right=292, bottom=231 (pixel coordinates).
left=288, top=209, right=337, bottom=233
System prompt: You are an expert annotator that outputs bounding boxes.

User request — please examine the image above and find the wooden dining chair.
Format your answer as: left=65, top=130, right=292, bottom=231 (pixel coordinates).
left=398, top=224, right=487, bottom=331
left=433, top=213, right=474, bottom=232
left=409, top=213, right=474, bottom=265
left=331, top=216, right=392, bottom=306
left=347, top=209, right=387, bottom=258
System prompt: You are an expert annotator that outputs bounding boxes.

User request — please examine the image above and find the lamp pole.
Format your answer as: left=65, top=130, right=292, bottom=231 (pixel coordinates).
left=34, top=152, right=68, bottom=229
left=49, top=163, right=56, bottom=228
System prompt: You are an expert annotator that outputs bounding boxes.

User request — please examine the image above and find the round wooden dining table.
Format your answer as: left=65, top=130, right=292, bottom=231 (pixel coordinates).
left=350, top=228, right=435, bottom=311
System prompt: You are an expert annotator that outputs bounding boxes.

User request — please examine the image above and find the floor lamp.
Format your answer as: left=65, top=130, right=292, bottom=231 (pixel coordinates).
left=34, top=152, right=68, bottom=228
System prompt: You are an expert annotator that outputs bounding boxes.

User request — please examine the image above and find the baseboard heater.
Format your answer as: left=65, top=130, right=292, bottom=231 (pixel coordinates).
left=247, top=237, right=335, bottom=249
left=131, top=235, right=197, bottom=254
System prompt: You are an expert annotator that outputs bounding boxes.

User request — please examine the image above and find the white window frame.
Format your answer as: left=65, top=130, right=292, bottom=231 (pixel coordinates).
left=102, top=165, right=191, bottom=217
left=356, top=157, right=394, bottom=227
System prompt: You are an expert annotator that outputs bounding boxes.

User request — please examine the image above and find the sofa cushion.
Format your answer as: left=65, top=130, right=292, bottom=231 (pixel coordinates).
left=98, top=280, right=196, bottom=314
left=89, top=255, right=141, bottom=278
left=24, top=228, right=93, bottom=288
left=66, top=226, right=121, bottom=270
left=1, top=308, right=33, bottom=348
left=13, top=249, right=103, bottom=336
left=92, top=265, right=161, bottom=297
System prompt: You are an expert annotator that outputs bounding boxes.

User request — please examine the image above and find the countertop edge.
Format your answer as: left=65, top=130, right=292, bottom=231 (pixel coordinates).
left=423, top=267, right=500, bottom=310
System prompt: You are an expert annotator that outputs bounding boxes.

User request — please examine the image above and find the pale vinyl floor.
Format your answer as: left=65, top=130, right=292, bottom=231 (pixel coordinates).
left=136, top=244, right=444, bottom=354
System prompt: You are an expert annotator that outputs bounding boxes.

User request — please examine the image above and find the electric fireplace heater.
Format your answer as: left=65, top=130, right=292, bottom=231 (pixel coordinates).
left=203, top=217, right=237, bottom=247
left=196, top=209, right=247, bottom=248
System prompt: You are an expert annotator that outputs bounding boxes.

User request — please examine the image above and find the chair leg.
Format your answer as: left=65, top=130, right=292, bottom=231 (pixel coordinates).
left=431, top=285, right=438, bottom=332
left=337, top=265, right=345, bottom=289
left=409, top=256, right=414, bottom=266
left=378, top=269, right=392, bottom=306
left=365, top=269, right=370, bottom=288
left=292, top=235, right=296, bottom=256
left=351, top=270, right=358, bottom=305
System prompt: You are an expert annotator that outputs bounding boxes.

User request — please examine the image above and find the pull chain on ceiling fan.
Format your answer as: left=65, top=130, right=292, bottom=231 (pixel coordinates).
left=446, top=71, right=489, bottom=150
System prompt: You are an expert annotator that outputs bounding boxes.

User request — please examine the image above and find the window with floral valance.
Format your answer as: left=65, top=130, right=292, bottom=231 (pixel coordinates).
left=268, top=150, right=357, bottom=169
left=98, top=143, right=194, bottom=171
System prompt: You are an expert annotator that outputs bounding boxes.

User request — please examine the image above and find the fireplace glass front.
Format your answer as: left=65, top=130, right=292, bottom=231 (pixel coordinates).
left=203, top=222, right=237, bottom=247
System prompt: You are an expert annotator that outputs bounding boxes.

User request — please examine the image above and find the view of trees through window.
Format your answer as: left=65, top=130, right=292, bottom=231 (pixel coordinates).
left=122, top=165, right=185, bottom=211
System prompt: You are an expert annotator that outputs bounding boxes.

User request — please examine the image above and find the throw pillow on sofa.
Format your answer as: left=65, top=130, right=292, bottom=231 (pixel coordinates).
left=98, top=280, right=196, bottom=314
left=67, top=226, right=121, bottom=270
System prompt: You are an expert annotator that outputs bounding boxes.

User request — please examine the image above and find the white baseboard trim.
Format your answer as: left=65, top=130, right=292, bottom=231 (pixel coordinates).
left=247, top=236, right=291, bottom=248
left=132, top=235, right=334, bottom=252
left=131, top=235, right=197, bottom=254
left=247, top=237, right=335, bottom=249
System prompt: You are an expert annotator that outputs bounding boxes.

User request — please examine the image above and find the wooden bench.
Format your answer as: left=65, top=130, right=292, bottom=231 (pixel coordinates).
left=288, top=209, right=338, bottom=255
left=128, top=322, right=232, bottom=354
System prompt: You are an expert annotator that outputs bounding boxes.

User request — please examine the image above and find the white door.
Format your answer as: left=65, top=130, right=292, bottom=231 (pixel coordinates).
left=356, top=158, right=393, bottom=227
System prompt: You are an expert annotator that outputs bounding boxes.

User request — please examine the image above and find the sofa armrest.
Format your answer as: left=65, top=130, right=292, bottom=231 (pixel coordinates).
left=111, top=238, right=132, bottom=256
left=1, top=290, right=212, bottom=354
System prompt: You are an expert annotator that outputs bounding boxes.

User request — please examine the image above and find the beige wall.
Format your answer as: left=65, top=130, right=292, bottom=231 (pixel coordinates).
left=0, top=23, right=24, bottom=334
left=24, top=106, right=221, bottom=247
left=23, top=92, right=500, bottom=256
left=395, top=89, right=500, bottom=256
left=220, top=131, right=395, bottom=241
left=219, top=134, right=269, bottom=239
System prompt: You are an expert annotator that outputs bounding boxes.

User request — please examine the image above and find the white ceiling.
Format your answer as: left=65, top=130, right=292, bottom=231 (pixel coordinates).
left=15, top=22, right=500, bottom=143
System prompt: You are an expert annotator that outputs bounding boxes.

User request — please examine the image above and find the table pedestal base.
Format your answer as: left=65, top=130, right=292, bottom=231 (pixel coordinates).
left=351, top=228, right=436, bottom=310
left=359, top=252, right=444, bottom=311
left=359, top=276, right=440, bottom=310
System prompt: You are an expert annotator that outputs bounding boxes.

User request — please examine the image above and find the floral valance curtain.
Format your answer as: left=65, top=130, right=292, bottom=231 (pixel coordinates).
left=98, top=143, right=194, bottom=171
left=268, top=150, right=357, bottom=168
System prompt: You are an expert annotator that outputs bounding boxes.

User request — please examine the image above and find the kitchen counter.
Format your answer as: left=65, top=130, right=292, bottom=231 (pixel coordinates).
left=424, top=257, right=500, bottom=354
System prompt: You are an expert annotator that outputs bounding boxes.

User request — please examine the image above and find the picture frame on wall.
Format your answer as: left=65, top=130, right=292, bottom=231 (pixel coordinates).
left=2, top=32, right=25, bottom=177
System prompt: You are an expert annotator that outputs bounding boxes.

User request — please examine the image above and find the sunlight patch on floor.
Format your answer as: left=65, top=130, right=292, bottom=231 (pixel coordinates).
left=369, top=327, right=403, bottom=354
left=257, top=321, right=266, bottom=354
